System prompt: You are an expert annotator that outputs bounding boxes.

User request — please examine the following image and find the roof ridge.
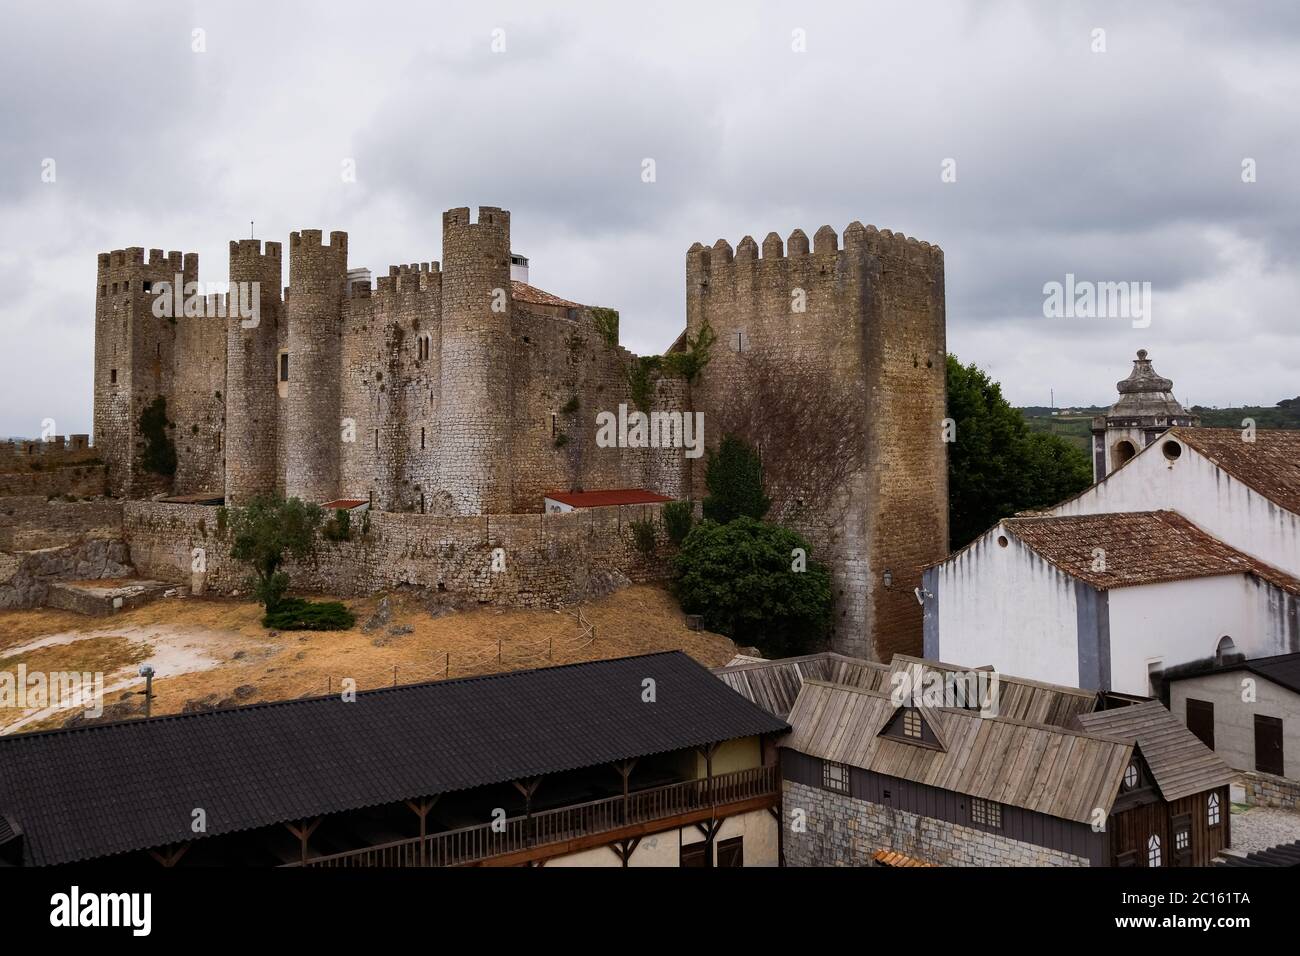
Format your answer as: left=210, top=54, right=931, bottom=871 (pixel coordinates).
left=0, top=649, right=689, bottom=744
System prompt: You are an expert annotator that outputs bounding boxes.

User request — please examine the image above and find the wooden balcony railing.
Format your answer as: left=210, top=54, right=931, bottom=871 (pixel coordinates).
left=290, top=764, right=777, bottom=868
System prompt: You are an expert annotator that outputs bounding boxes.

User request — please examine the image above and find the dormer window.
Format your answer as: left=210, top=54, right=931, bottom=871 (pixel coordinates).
left=903, top=709, right=923, bottom=739
left=1123, top=760, right=1140, bottom=790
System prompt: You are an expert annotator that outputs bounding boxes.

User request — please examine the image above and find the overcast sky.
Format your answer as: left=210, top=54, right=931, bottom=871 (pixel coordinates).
left=1, top=0, right=1297, bottom=437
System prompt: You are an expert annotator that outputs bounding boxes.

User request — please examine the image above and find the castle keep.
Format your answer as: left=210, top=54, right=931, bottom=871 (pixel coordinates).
left=92, top=206, right=948, bottom=659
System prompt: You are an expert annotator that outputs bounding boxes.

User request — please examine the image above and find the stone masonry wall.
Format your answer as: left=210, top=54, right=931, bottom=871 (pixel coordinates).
left=782, top=780, right=1089, bottom=868
left=123, top=500, right=674, bottom=605
left=1240, top=770, right=1300, bottom=810
left=685, top=223, right=946, bottom=660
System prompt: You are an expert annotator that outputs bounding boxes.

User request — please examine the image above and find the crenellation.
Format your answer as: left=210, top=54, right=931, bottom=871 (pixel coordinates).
left=91, top=205, right=945, bottom=661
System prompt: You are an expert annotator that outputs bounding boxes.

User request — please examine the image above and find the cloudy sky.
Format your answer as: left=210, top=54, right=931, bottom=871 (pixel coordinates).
left=1, top=0, right=1297, bottom=437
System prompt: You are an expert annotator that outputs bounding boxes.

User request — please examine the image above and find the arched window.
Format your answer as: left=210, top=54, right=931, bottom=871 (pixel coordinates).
left=1216, top=636, right=1237, bottom=665
left=1123, top=761, right=1139, bottom=790
left=1208, top=792, right=1221, bottom=827
left=1147, top=834, right=1161, bottom=867
left=1113, top=440, right=1137, bottom=468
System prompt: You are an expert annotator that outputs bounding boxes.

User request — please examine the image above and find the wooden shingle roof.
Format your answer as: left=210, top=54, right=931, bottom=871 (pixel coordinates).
left=1003, top=511, right=1300, bottom=595
left=714, top=653, right=889, bottom=718
left=888, top=655, right=1099, bottom=728
left=783, top=681, right=1132, bottom=825
left=1074, top=701, right=1237, bottom=802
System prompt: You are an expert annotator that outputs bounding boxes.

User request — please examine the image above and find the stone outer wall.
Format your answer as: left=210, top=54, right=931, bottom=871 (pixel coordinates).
left=684, top=224, right=947, bottom=660
left=123, top=500, right=674, bottom=605
left=0, top=465, right=108, bottom=500
left=1240, top=770, right=1300, bottom=810
left=0, top=498, right=123, bottom=551
left=782, top=780, right=1089, bottom=868
left=0, top=539, right=132, bottom=609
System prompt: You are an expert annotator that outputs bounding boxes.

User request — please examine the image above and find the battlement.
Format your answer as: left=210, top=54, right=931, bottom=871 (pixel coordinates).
left=288, top=228, right=349, bottom=288
left=687, top=220, right=943, bottom=284
left=229, top=238, right=283, bottom=264
left=98, top=247, right=197, bottom=277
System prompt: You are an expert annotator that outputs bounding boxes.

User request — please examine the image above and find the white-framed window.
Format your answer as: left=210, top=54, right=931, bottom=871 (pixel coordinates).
left=970, top=798, right=1002, bottom=829
left=1147, top=834, right=1161, bottom=867
left=1175, top=828, right=1189, bottom=852
left=1123, top=761, right=1139, bottom=790
left=1208, top=791, right=1221, bottom=827
left=822, top=760, right=849, bottom=794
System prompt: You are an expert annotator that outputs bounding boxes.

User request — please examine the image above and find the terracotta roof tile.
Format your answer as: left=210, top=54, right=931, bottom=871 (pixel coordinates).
left=1003, top=510, right=1300, bottom=594
left=511, top=280, right=580, bottom=309
left=1170, top=427, right=1300, bottom=515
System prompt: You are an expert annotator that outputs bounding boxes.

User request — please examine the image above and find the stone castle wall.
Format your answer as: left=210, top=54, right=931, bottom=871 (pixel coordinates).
left=123, top=500, right=674, bottom=605
left=93, top=247, right=197, bottom=497
left=685, top=223, right=947, bottom=659
left=782, top=780, right=1089, bottom=868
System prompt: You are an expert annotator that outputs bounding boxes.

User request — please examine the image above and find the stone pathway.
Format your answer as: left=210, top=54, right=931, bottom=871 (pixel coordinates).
left=1221, top=803, right=1300, bottom=857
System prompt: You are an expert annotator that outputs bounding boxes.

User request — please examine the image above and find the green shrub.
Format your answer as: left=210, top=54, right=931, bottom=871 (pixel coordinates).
left=138, top=396, right=177, bottom=477
left=262, top=597, right=356, bottom=631
left=323, top=508, right=351, bottom=542
left=629, top=518, right=657, bottom=555
left=554, top=431, right=570, bottom=449
left=590, top=307, right=620, bottom=348
left=673, top=517, right=831, bottom=658
left=702, top=435, right=770, bottom=523
left=561, top=395, right=580, bottom=415
left=662, top=319, right=717, bottom=383
left=662, top=501, right=694, bottom=545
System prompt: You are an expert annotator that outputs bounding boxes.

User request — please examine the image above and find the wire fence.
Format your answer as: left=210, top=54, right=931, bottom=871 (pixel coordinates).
left=248, top=606, right=598, bottom=702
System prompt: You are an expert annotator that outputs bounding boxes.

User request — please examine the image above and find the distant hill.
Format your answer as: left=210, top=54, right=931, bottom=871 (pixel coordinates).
left=1017, top=398, right=1300, bottom=454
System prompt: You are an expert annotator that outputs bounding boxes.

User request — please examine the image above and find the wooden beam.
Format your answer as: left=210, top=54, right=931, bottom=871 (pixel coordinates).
left=285, top=818, right=321, bottom=864
left=148, top=843, right=189, bottom=868
left=469, top=793, right=777, bottom=868
left=406, top=796, right=439, bottom=866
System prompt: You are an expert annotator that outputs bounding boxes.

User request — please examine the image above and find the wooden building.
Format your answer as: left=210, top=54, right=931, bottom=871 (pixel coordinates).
left=717, top=653, right=1237, bottom=867
left=0, top=652, right=788, bottom=868
left=1076, top=701, right=1236, bottom=866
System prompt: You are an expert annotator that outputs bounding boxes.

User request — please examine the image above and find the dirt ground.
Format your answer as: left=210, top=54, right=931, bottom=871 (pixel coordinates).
left=0, top=585, right=737, bottom=734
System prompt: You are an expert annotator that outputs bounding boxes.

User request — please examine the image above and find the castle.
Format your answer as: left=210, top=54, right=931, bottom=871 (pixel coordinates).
left=93, top=206, right=947, bottom=659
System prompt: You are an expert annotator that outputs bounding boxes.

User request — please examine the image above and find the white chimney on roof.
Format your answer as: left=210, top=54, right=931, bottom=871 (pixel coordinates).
left=510, top=253, right=529, bottom=285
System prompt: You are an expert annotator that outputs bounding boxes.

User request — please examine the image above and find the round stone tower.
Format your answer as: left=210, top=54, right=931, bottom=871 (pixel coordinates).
left=437, top=206, right=513, bottom=514
left=224, top=239, right=283, bottom=505
left=1091, top=348, right=1200, bottom=480
left=285, top=229, right=348, bottom=504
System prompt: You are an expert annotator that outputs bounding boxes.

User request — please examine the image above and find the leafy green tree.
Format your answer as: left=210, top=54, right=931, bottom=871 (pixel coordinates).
left=221, top=495, right=324, bottom=611
left=138, top=396, right=177, bottom=477
left=702, top=435, right=770, bottom=524
left=673, top=517, right=831, bottom=657
left=946, top=355, right=1092, bottom=549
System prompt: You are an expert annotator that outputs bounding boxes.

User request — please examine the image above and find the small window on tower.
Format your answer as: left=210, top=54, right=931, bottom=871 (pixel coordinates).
left=110, top=369, right=117, bottom=385
left=142, top=280, right=152, bottom=292
left=111, top=282, right=118, bottom=294
left=279, top=353, right=289, bottom=382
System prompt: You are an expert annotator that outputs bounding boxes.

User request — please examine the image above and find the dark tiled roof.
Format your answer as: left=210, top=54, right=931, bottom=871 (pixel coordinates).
left=1074, top=700, right=1236, bottom=802
left=511, top=280, right=580, bottom=309
left=1003, top=511, right=1300, bottom=594
left=1173, top=427, right=1300, bottom=515
left=0, top=652, right=787, bottom=866
left=1172, top=652, right=1300, bottom=696
left=544, top=489, right=674, bottom=508
left=1217, top=840, right=1300, bottom=867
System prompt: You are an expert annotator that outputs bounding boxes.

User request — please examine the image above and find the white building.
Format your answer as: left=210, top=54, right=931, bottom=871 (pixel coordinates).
left=924, top=397, right=1300, bottom=696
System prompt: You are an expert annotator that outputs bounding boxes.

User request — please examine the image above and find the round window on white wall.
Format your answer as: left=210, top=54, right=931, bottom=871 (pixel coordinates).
left=1162, top=439, right=1183, bottom=462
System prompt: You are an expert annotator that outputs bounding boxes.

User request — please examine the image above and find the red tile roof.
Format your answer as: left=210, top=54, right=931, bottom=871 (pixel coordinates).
left=1171, top=427, right=1300, bottom=515
left=511, top=280, right=580, bottom=309
left=1004, top=510, right=1300, bottom=594
left=322, top=499, right=367, bottom=510
left=544, top=489, right=674, bottom=508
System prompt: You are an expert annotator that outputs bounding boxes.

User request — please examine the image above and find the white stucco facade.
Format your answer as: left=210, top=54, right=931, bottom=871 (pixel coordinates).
left=1052, top=433, right=1300, bottom=579
left=924, top=525, right=1083, bottom=688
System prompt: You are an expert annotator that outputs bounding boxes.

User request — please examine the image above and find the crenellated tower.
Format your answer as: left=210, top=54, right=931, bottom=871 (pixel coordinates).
left=224, top=239, right=284, bottom=505
left=93, top=247, right=198, bottom=497
left=684, top=220, right=947, bottom=660
left=437, top=206, right=514, bottom=514
left=284, top=229, right=348, bottom=504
